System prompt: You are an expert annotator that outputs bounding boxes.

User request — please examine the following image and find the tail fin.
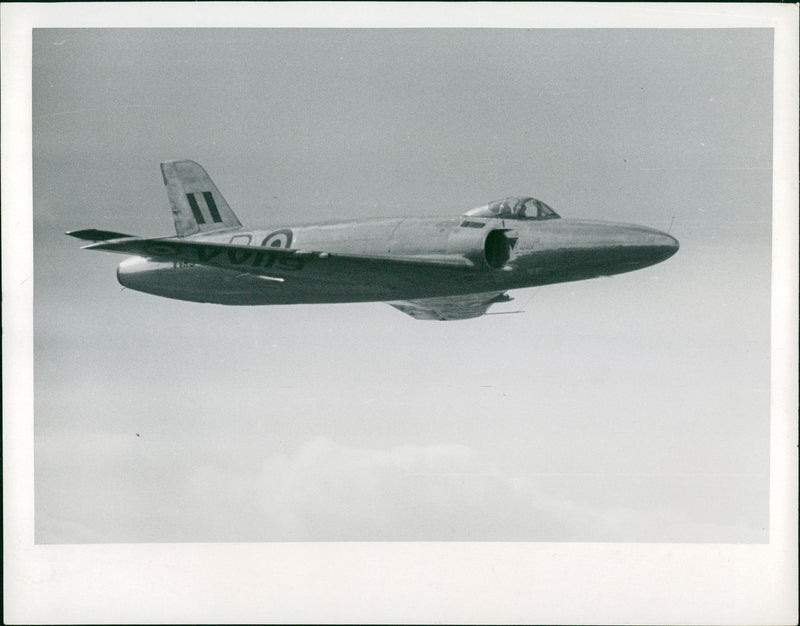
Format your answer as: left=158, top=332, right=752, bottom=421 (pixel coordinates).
left=160, top=160, right=242, bottom=237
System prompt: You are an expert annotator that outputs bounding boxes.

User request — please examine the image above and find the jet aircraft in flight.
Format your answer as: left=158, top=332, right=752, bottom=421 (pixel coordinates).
left=68, top=160, right=679, bottom=320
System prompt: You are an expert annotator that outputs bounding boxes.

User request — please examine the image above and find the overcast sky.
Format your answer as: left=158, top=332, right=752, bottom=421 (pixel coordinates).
left=32, top=28, right=773, bottom=543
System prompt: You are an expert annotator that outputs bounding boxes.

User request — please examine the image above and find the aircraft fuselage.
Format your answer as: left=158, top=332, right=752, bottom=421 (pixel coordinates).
left=116, top=216, right=679, bottom=305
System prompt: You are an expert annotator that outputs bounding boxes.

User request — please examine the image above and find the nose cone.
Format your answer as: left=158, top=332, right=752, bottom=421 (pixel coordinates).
left=648, top=229, right=680, bottom=263
left=563, top=220, right=679, bottom=274
left=607, top=224, right=679, bottom=274
left=609, top=223, right=679, bottom=268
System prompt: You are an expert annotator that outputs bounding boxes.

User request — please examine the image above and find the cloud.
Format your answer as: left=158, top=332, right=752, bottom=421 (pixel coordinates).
left=184, top=438, right=767, bottom=543
left=35, top=434, right=766, bottom=543
left=185, top=438, right=609, bottom=541
left=184, top=439, right=565, bottom=541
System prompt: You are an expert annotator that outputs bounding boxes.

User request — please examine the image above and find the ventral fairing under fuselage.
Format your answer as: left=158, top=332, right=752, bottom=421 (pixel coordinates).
left=67, top=160, right=679, bottom=320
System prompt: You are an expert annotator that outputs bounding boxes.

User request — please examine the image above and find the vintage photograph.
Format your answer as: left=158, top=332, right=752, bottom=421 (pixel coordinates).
left=5, top=3, right=798, bottom=623
left=32, top=27, right=772, bottom=545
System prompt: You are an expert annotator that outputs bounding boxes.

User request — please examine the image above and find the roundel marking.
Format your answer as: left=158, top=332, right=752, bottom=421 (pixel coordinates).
left=261, top=228, right=293, bottom=249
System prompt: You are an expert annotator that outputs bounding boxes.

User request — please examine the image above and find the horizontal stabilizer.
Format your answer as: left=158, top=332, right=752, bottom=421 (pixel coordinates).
left=66, top=229, right=134, bottom=242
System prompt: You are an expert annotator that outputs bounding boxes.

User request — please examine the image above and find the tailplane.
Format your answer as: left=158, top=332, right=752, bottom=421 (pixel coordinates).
left=160, top=160, right=242, bottom=237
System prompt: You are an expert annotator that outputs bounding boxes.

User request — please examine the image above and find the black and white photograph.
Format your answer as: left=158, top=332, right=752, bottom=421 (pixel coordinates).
left=3, top=3, right=797, bottom=624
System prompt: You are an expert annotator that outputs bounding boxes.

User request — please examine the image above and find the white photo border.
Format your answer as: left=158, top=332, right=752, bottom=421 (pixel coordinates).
left=3, top=3, right=797, bottom=624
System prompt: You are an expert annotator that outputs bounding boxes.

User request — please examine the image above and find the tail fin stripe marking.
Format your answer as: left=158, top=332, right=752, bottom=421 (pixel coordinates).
left=162, top=160, right=242, bottom=236
left=202, top=191, right=222, bottom=223
left=185, top=193, right=206, bottom=224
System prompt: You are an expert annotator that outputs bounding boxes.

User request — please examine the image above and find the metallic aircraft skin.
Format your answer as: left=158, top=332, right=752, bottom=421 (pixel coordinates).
left=68, top=160, right=679, bottom=320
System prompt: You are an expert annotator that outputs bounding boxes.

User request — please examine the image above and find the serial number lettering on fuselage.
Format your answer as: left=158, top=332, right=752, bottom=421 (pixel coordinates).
left=146, top=228, right=305, bottom=271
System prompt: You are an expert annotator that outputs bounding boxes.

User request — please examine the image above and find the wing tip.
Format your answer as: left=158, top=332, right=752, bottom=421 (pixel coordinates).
left=66, top=229, right=134, bottom=242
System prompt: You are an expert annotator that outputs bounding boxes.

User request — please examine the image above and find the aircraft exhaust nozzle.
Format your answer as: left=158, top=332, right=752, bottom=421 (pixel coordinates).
left=116, top=256, right=171, bottom=294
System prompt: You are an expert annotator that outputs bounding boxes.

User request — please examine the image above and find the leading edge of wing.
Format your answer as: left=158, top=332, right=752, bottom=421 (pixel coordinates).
left=79, top=236, right=477, bottom=275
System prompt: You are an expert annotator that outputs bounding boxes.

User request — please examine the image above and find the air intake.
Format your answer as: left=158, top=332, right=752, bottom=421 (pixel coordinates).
left=484, top=230, right=512, bottom=269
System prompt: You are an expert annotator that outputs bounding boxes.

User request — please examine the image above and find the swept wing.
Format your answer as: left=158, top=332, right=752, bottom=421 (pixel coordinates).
left=388, top=291, right=512, bottom=321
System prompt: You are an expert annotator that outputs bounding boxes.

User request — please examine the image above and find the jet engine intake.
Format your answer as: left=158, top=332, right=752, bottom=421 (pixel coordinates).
left=484, top=229, right=512, bottom=269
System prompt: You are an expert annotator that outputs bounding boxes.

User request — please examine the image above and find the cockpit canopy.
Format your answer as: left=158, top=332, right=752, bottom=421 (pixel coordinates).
left=464, top=196, right=560, bottom=220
